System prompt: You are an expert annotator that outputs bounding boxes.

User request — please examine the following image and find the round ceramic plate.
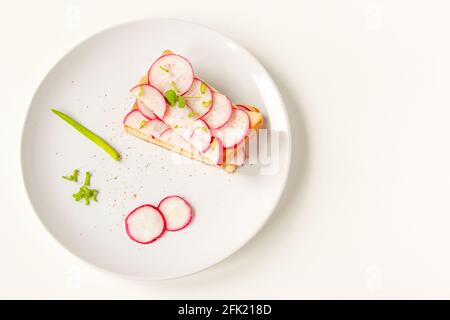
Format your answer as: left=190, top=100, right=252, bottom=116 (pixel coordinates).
left=21, top=19, right=291, bottom=279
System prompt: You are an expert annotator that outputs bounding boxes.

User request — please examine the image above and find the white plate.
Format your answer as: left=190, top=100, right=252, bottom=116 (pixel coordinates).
left=21, top=19, right=291, bottom=280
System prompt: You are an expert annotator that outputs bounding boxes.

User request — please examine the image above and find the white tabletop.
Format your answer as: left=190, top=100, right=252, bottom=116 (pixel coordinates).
left=2, top=0, right=450, bottom=299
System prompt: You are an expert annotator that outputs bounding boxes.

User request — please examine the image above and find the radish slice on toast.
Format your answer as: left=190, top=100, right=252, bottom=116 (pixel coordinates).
left=125, top=205, right=166, bottom=244
left=225, top=145, right=246, bottom=166
left=201, top=92, right=232, bottom=129
left=159, top=128, right=199, bottom=155
left=148, top=54, right=194, bottom=95
left=190, top=119, right=212, bottom=153
left=202, top=137, right=223, bottom=165
left=183, top=78, right=213, bottom=119
left=123, top=109, right=148, bottom=127
left=140, top=119, right=170, bottom=138
left=163, top=102, right=196, bottom=139
left=136, top=99, right=156, bottom=120
left=212, top=109, right=250, bottom=149
left=131, top=84, right=166, bottom=119
left=158, top=196, right=193, bottom=231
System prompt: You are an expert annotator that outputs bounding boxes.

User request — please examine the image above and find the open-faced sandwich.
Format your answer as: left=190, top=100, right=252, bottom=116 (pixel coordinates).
left=123, top=50, right=264, bottom=173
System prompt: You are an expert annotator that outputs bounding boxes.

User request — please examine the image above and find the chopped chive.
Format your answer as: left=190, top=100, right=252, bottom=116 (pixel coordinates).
left=84, top=172, right=91, bottom=186
left=72, top=169, right=79, bottom=182
left=165, top=90, right=177, bottom=106
left=188, top=111, right=199, bottom=118
left=184, top=96, right=202, bottom=99
left=62, top=175, right=74, bottom=181
left=201, top=126, right=208, bottom=133
left=178, top=96, right=185, bottom=108
left=202, top=100, right=212, bottom=108
left=170, top=81, right=180, bottom=93
left=174, top=124, right=179, bottom=129
left=159, top=65, right=169, bottom=73
left=200, top=81, right=207, bottom=94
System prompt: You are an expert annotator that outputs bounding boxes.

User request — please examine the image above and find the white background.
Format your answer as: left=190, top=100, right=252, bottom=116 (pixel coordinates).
left=1, top=0, right=450, bottom=299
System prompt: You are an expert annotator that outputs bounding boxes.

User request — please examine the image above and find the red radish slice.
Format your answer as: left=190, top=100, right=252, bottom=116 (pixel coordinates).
left=130, top=84, right=166, bottom=120
left=226, top=145, right=245, bottom=166
left=158, top=196, right=193, bottom=231
left=235, top=104, right=252, bottom=112
left=136, top=99, right=156, bottom=120
left=182, top=78, right=213, bottom=119
left=201, top=92, right=232, bottom=129
left=123, top=109, right=148, bottom=127
left=163, top=102, right=195, bottom=139
left=148, top=54, right=194, bottom=95
left=190, top=119, right=212, bottom=153
left=202, top=137, right=223, bottom=165
left=212, top=109, right=250, bottom=149
left=125, top=205, right=166, bottom=244
left=159, top=128, right=199, bottom=155
left=140, top=119, right=170, bottom=138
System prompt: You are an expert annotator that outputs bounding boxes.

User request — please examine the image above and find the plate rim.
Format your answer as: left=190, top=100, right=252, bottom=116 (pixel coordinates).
left=20, top=18, right=292, bottom=280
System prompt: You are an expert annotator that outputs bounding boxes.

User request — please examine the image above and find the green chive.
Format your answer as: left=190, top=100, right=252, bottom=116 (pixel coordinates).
left=51, top=109, right=120, bottom=161
left=139, top=120, right=148, bottom=129
left=72, top=169, right=79, bottom=182
left=84, top=172, right=91, bottom=186
left=138, top=85, right=144, bottom=97
left=202, top=100, right=212, bottom=108
left=200, top=81, right=207, bottom=94
left=178, top=96, right=186, bottom=108
left=188, top=111, right=199, bottom=118
left=159, top=65, right=169, bottom=73
left=170, top=81, right=180, bottom=93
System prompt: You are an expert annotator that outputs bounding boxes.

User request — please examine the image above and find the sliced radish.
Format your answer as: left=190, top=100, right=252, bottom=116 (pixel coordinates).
left=235, top=104, right=252, bottom=112
left=212, top=109, right=250, bottom=149
left=136, top=99, right=156, bottom=120
left=148, top=54, right=194, bottom=95
left=140, top=119, right=170, bottom=138
left=201, top=92, right=232, bottom=129
left=125, top=205, right=166, bottom=244
left=130, top=84, right=166, bottom=119
left=123, top=109, right=148, bottom=127
left=225, top=145, right=245, bottom=166
left=182, top=78, right=213, bottom=119
left=202, top=137, right=223, bottom=165
left=163, top=102, right=196, bottom=139
left=159, top=128, right=199, bottom=155
left=190, top=119, right=212, bottom=153
left=158, top=196, right=193, bottom=231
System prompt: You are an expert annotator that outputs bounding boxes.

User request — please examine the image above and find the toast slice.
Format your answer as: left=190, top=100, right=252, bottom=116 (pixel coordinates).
left=124, top=51, right=264, bottom=173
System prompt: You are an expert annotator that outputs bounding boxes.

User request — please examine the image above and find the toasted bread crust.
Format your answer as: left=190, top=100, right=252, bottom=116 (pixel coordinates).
left=124, top=50, right=264, bottom=173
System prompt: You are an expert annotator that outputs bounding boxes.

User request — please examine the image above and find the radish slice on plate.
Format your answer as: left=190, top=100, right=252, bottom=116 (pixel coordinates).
left=136, top=99, right=156, bottom=120
left=163, top=102, right=196, bottom=139
left=212, top=109, right=250, bottom=149
left=158, top=196, right=193, bottom=231
left=125, top=205, right=166, bottom=244
left=130, top=84, right=166, bottom=120
left=140, top=119, right=170, bottom=138
left=190, top=119, right=212, bottom=153
left=123, top=109, right=148, bottom=127
left=148, top=54, right=194, bottom=95
left=201, top=92, right=232, bottom=129
left=182, top=78, right=213, bottom=119
left=202, top=137, right=223, bottom=165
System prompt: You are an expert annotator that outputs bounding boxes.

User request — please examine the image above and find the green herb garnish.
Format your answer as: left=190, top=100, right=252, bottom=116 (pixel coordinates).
left=73, top=185, right=99, bottom=205
left=170, top=81, right=180, bottom=93
left=51, top=109, right=120, bottom=161
left=62, top=169, right=79, bottom=182
left=188, top=111, right=199, bottom=118
left=201, top=126, right=208, bottom=133
left=200, top=81, right=207, bottom=94
left=177, top=96, right=186, bottom=108
left=84, top=172, right=91, bottom=186
left=174, top=124, right=179, bottom=129
left=165, top=90, right=177, bottom=106
left=138, top=85, right=144, bottom=97
left=202, top=100, right=212, bottom=108
left=159, top=65, right=169, bottom=73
